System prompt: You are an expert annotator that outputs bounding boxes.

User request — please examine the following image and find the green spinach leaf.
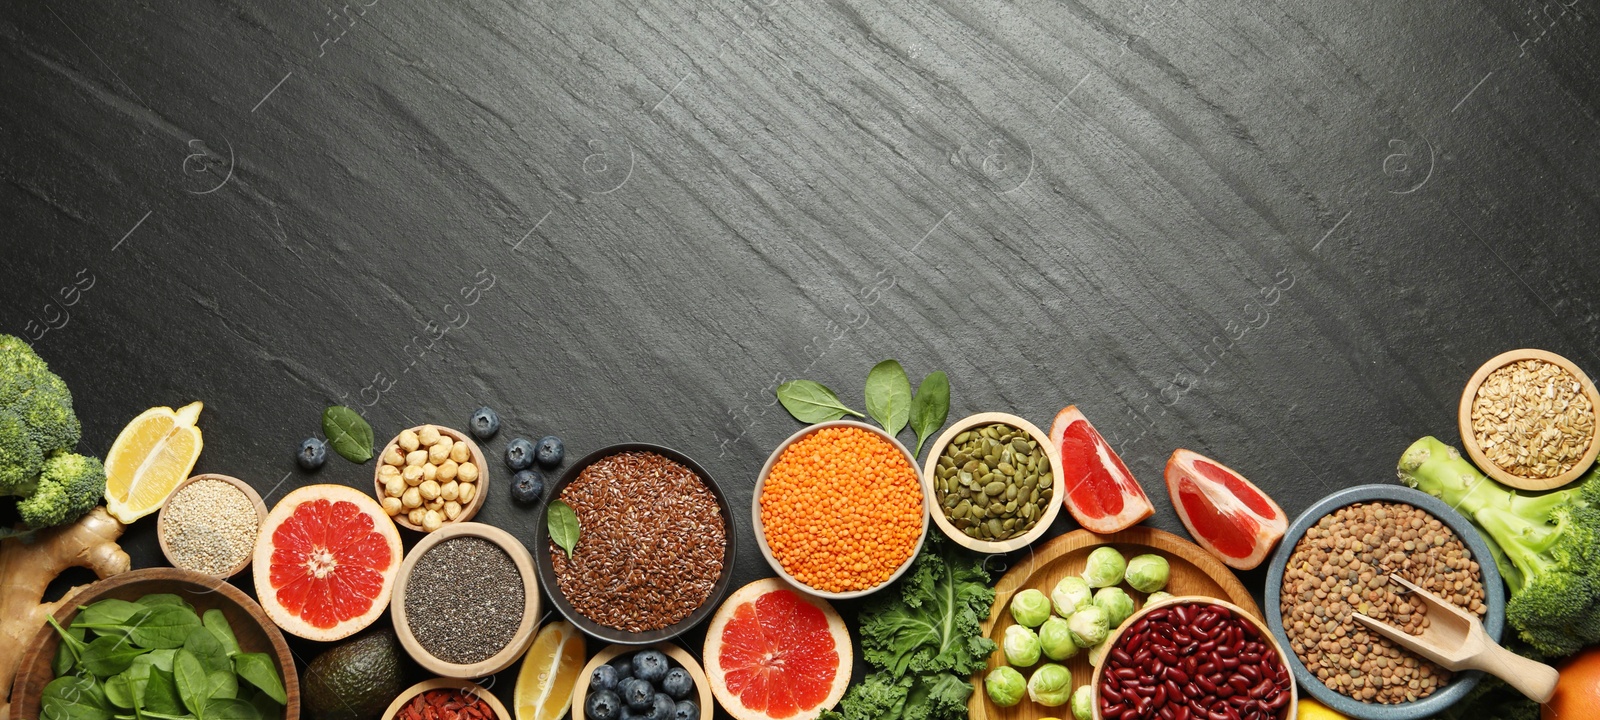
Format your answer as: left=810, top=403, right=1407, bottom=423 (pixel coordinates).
left=322, top=406, right=374, bottom=463
left=232, top=654, right=286, bottom=704
left=547, top=500, right=580, bottom=559
left=908, top=372, right=950, bottom=457
left=142, top=668, right=185, bottom=715
left=864, top=360, right=912, bottom=437
left=129, top=606, right=203, bottom=649
left=203, top=698, right=261, bottom=720
left=206, top=670, right=237, bottom=701
left=83, top=636, right=147, bottom=677
left=41, top=676, right=111, bottom=720
left=78, top=600, right=146, bottom=628
left=138, top=595, right=195, bottom=613
left=104, top=674, right=137, bottom=710
left=173, top=649, right=211, bottom=720
left=776, top=380, right=864, bottom=423
left=201, top=610, right=240, bottom=657
left=50, top=617, right=87, bottom=676
left=183, top=627, right=230, bottom=674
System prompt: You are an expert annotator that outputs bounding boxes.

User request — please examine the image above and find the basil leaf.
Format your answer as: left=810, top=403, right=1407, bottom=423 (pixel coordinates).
left=183, top=627, right=229, bottom=674
left=201, top=610, right=240, bottom=657
left=776, top=380, right=864, bottom=423
left=232, top=654, right=286, bottom=705
left=143, top=668, right=185, bottom=715
left=130, top=606, right=203, bottom=649
left=909, top=371, right=950, bottom=457
left=83, top=636, right=147, bottom=677
left=548, top=500, right=580, bottom=559
left=864, top=360, right=912, bottom=437
left=322, top=406, right=374, bottom=463
left=204, top=698, right=261, bottom=720
left=174, top=649, right=211, bottom=720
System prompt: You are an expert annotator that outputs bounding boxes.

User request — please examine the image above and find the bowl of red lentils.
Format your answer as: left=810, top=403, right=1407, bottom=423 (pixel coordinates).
left=753, top=420, right=929, bottom=600
left=533, top=443, right=736, bottom=645
left=1458, top=348, right=1600, bottom=492
left=1264, top=484, right=1505, bottom=720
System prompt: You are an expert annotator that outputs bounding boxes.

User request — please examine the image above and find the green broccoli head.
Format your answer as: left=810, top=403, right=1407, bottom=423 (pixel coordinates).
left=17, top=453, right=106, bottom=529
left=0, top=335, right=81, bottom=455
left=0, top=412, right=44, bottom=493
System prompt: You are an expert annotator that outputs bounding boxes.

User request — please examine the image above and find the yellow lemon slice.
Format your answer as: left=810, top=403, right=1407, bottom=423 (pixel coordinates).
left=514, top=621, right=586, bottom=720
left=104, top=401, right=203, bottom=523
left=1297, top=698, right=1350, bottom=720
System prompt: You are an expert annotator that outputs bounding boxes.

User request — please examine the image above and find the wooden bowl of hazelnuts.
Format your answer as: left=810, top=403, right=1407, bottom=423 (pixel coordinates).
left=374, top=424, right=489, bottom=532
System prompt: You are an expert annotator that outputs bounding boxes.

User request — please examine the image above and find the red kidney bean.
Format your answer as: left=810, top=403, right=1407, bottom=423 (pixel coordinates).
left=1165, top=679, right=1184, bottom=701
left=1115, top=667, right=1140, bottom=681
left=1250, top=679, right=1275, bottom=699
left=1167, top=669, right=1190, bottom=685
left=1195, top=676, right=1218, bottom=694
left=1156, top=647, right=1179, bottom=665
left=1227, top=677, right=1251, bottom=693
left=1175, top=705, right=1191, bottom=720
left=1238, top=664, right=1260, bottom=682
left=1103, top=705, right=1125, bottom=720
left=1220, top=656, right=1241, bottom=670
left=1113, top=648, right=1134, bottom=665
left=1154, top=685, right=1168, bottom=708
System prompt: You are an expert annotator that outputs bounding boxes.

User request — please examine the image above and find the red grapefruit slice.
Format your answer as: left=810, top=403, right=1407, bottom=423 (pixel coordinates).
left=1049, top=406, right=1154, bottom=534
left=252, top=484, right=402, bottom=641
left=704, top=579, right=852, bottom=720
left=1163, top=449, right=1286, bottom=570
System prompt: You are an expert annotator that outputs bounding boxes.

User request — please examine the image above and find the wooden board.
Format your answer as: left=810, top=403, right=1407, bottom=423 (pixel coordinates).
left=968, top=527, right=1258, bottom=720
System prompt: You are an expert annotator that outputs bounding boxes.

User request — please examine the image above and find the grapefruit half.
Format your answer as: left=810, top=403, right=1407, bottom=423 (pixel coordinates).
left=253, top=484, right=402, bottom=641
left=703, top=579, right=851, bottom=720
left=1050, top=406, right=1155, bottom=534
left=1163, top=449, right=1286, bottom=570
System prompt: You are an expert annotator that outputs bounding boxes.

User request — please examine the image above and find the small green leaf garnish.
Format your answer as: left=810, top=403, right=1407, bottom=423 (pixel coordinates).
left=548, top=500, right=581, bottom=560
left=321, top=406, right=374, bottom=463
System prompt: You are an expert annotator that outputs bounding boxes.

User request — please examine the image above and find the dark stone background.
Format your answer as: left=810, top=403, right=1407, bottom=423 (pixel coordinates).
left=4, top=0, right=1597, bottom=716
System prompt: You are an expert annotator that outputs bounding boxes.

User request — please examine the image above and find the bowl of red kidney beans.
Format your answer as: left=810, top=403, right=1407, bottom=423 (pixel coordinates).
left=1092, top=597, right=1297, bottom=720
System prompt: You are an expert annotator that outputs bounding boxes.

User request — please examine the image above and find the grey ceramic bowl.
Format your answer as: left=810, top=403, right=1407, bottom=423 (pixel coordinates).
left=1263, top=484, right=1505, bottom=720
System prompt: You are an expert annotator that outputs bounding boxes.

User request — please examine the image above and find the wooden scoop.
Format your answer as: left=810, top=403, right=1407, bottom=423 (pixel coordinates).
left=1351, top=573, right=1558, bottom=703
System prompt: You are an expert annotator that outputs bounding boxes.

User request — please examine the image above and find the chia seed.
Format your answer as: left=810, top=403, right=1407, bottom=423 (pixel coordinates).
left=404, top=536, right=525, bottom=665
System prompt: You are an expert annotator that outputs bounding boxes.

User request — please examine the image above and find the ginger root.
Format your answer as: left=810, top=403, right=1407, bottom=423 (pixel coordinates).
left=0, top=507, right=129, bottom=720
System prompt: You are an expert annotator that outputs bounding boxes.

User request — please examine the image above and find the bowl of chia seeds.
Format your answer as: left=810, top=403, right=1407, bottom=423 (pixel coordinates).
left=391, top=522, right=542, bottom=678
left=532, top=443, right=736, bottom=645
left=1264, top=484, right=1505, bottom=720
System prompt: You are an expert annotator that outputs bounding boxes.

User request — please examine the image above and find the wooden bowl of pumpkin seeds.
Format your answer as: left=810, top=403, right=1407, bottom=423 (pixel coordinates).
left=921, top=411, right=1064, bottom=553
left=1457, top=349, right=1600, bottom=491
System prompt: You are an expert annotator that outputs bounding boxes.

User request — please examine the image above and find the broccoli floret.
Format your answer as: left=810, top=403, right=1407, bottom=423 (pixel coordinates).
left=0, top=334, right=96, bottom=530
left=1398, top=436, right=1600, bottom=657
left=17, top=453, right=106, bottom=529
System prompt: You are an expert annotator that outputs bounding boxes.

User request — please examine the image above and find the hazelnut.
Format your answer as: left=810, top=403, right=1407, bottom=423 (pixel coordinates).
left=444, top=500, right=462, bottom=520
left=440, top=480, right=459, bottom=502
left=406, top=449, right=428, bottom=467
left=401, top=487, right=422, bottom=509
left=426, top=497, right=445, bottom=511
left=420, top=480, right=441, bottom=501
left=422, top=510, right=443, bottom=531
left=459, top=481, right=477, bottom=504
left=384, top=476, right=405, bottom=497
left=450, top=442, right=470, bottom=464
left=422, top=463, right=438, bottom=483
left=382, top=448, right=405, bottom=466
left=403, top=465, right=424, bottom=485
left=408, top=508, right=426, bottom=526
left=378, top=464, right=401, bottom=480
left=438, top=459, right=458, bottom=481
left=418, top=426, right=441, bottom=446
left=381, top=497, right=403, bottom=516
left=428, top=442, right=450, bottom=464
left=399, top=429, right=420, bottom=452
left=457, top=462, right=479, bottom=483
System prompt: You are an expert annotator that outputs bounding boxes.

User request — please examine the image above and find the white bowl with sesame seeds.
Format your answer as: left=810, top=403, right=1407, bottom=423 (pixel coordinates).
left=156, top=473, right=268, bottom=578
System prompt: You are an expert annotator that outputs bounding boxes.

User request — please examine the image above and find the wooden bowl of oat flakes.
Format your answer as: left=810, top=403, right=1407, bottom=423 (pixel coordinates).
left=1459, top=349, right=1600, bottom=491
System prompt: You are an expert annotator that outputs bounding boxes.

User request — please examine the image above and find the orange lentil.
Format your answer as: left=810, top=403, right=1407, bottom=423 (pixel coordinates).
left=760, top=426, right=924, bottom=593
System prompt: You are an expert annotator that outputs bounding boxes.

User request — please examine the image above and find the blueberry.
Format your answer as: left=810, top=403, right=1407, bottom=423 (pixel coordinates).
left=510, top=469, right=544, bottom=504
left=622, top=678, right=654, bottom=710
left=660, top=668, right=693, bottom=700
left=505, top=437, right=535, bottom=470
left=671, top=700, right=698, bottom=720
left=585, top=690, right=621, bottom=720
left=590, top=664, right=620, bottom=693
left=536, top=435, right=565, bottom=468
left=631, top=650, right=668, bottom=684
left=647, top=693, right=676, bottom=720
left=618, top=707, right=638, bottom=720
left=296, top=438, right=326, bottom=471
left=610, top=656, right=635, bottom=680
left=469, top=406, right=501, bottom=440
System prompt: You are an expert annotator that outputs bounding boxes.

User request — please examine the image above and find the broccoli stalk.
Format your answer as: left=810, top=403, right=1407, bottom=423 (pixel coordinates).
left=1397, top=436, right=1600, bottom=657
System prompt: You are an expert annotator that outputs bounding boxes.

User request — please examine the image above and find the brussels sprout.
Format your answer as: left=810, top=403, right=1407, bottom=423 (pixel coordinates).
left=1087, top=640, right=1108, bottom=668
left=1094, top=587, right=1136, bottom=628
left=1071, top=685, right=1093, bottom=720
left=1037, top=616, right=1078, bottom=660
left=985, top=666, right=1026, bottom=707
left=1125, top=553, right=1170, bottom=593
left=1026, top=663, right=1073, bottom=707
left=1003, top=624, right=1041, bottom=667
left=1051, top=576, right=1093, bottom=618
left=1067, top=604, right=1110, bottom=647
left=1082, top=546, right=1127, bottom=588
left=1145, top=590, right=1177, bottom=606
left=1009, top=588, right=1052, bottom=628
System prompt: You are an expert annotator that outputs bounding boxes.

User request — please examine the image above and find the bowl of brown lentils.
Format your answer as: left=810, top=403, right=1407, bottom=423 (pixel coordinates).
left=1264, top=484, right=1505, bottom=720
left=1458, top=348, right=1600, bottom=492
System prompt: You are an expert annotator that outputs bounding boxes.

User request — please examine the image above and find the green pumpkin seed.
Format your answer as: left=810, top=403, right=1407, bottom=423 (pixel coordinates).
left=984, top=481, right=1005, bottom=496
left=955, top=431, right=972, bottom=445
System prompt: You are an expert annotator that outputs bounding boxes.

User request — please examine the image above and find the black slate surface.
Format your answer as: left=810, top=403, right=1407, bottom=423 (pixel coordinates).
left=4, top=0, right=1599, bottom=716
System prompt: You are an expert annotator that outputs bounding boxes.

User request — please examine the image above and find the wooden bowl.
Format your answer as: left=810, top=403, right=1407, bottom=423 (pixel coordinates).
left=752, top=420, right=929, bottom=600
left=1090, top=597, right=1297, bottom=720
left=10, top=567, right=300, bottom=720
left=1458, top=348, right=1600, bottom=490
left=921, top=412, right=1064, bottom=553
left=571, top=643, right=713, bottom=720
left=968, top=528, right=1259, bottom=720
left=532, top=443, right=737, bottom=645
left=390, top=522, right=541, bottom=677
left=374, top=425, right=489, bottom=532
left=156, top=473, right=268, bottom=578
left=381, top=678, right=511, bottom=720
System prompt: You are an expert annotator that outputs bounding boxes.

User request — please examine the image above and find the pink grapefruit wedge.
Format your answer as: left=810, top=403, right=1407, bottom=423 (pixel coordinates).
left=704, top=579, right=851, bottom=720
left=1050, top=406, right=1155, bottom=534
left=1164, top=449, right=1286, bottom=570
left=252, top=484, right=402, bottom=641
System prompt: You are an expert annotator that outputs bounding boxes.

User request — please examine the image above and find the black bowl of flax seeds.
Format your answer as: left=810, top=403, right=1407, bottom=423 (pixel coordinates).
left=1264, top=484, right=1506, bottom=720
left=533, top=443, right=737, bottom=645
